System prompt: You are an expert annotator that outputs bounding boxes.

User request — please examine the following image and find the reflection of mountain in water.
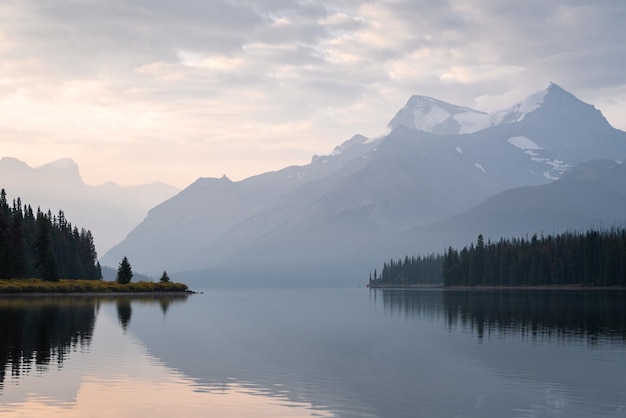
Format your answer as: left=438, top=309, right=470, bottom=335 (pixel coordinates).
left=0, top=297, right=97, bottom=388
left=121, top=290, right=626, bottom=418
left=379, top=289, right=626, bottom=343
left=126, top=291, right=385, bottom=417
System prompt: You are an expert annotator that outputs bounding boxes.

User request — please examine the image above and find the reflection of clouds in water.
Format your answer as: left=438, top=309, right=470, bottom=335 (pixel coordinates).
left=3, top=290, right=625, bottom=417
left=4, top=379, right=332, bottom=418
left=1, top=311, right=332, bottom=418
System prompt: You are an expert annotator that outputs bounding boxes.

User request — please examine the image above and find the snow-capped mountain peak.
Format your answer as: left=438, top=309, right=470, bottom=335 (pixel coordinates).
left=387, top=95, right=488, bottom=135
left=490, top=85, right=554, bottom=126
left=387, top=83, right=607, bottom=137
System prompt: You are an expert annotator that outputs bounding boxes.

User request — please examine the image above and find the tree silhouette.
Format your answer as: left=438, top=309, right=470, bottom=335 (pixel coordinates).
left=34, top=211, right=59, bottom=282
left=116, top=256, right=133, bottom=284
left=0, top=190, right=102, bottom=281
left=373, top=228, right=626, bottom=288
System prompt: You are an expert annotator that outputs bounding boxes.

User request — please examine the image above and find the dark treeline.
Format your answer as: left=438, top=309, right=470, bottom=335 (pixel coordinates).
left=0, top=189, right=102, bottom=281
left=443, top=230, right=626, bottom=287
left=369, top=253, right=444, bottom=287
left=370, top=228, right=626, bottom=287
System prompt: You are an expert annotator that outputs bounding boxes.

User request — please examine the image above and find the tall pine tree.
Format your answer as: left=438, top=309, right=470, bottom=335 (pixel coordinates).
left=34, top=211, right=59, bottom=282
left=116, top=256, right=133, bottom=284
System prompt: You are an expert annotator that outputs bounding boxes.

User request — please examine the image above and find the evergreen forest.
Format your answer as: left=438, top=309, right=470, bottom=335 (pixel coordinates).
left=0, top=189, right=102, bottom=281
left=370, top=229, right=626, bottom=288
left=369, top=253, right=444, bottom=287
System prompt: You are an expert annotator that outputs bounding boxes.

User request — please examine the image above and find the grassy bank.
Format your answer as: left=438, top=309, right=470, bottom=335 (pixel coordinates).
left=0, top=278, right=191, bottom=294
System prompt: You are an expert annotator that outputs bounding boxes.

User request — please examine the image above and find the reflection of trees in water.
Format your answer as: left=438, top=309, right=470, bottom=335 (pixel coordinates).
left=116, top=299, right=132, bottom=332
left=447, top=290, right=626, bottom=343
left=375, top=289, right=444, bottom=321
left=0, top=297, right=98, bottom=388
left=0, top=294, right=190, bottom=389
left=114, top=295, right=189, bottom=330
left=375, top=289, right=626, bottom=343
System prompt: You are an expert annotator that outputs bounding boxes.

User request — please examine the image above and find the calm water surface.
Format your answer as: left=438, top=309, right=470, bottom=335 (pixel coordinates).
left=0, top=288, right=625, bottom=417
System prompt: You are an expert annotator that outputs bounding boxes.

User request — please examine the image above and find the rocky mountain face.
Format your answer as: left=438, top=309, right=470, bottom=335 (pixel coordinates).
left=0, top=158, right=179, bottom=255
left=102, top=84, right=626, bottom=284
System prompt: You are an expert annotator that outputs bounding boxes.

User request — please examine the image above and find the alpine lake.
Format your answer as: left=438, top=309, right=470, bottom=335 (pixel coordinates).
left=0, top=286, right=624, bottom=417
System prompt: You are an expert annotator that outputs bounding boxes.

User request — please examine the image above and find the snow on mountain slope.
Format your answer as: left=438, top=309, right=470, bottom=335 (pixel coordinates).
left=387, top=95, right=490, bottom=135
left=392, top=83, right=624, bottom=185
left=490, top=88, right=548, bottom=125
left=387, top=83, right=611, bottom=140
left=507, top=136, right=542, bottom=150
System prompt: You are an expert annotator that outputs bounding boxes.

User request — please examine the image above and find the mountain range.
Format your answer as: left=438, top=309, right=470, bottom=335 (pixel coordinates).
left=0, top=157, right=179, bottom=255
left=98, top=83, right=626, bottom=285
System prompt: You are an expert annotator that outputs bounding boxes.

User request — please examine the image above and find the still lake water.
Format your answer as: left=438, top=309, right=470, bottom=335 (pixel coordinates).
left=0, top=288, right=625, bottom=417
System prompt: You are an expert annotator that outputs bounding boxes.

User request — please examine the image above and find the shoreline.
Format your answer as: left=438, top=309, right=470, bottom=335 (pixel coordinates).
left=367, top=284, right=626, bottom=291
left=0, top=278, right=194, bottom=295
left=0, top=291, right=197, bottom=297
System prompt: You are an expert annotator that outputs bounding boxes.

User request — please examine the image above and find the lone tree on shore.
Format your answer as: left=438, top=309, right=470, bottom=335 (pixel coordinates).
left=159, top=270, right=170, bottom=283
left=116, top=256, right=133, bottom=284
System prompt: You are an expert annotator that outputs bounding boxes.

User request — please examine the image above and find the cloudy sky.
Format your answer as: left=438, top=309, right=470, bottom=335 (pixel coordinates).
left=1, top=1, right=625, bottom=188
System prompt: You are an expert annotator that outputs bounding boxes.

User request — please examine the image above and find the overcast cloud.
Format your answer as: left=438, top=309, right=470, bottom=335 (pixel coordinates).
left=1, top=0, right=625, bottom=187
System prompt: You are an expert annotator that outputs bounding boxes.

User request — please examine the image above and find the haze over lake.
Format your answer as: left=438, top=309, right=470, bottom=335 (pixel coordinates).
left=2, top=2, right=626, bottom=417
left=1, top=288, right=624, bottom=417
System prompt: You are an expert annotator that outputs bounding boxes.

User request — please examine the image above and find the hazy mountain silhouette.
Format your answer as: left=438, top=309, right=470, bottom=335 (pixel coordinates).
left=0, top=157, right=178, bottom=255
left=102, top=84, right=626, bottom=284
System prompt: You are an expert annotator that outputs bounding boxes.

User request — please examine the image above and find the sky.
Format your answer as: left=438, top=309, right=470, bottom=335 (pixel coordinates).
left=1, top=0, right=625, bottom=189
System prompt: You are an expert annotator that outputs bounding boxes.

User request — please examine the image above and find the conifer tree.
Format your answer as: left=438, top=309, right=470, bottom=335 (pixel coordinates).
left=442, top=247, right=460, bottom=286
left=34, top=211, right=59, bottom=282
left=96, top=261, right=103, bottom=280
left=468, top=234, right=485, bottom=285
left=159, top=270, right=170, bottom=283
left=0, top=190, right=101, bottom=281
left=116, top=256, right=133, bottom=284
left=7, top=200, right=26, bottom=278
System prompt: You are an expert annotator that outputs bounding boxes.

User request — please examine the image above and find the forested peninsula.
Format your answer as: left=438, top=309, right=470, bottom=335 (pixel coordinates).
left=0, top=189, right=189, bottom=293
left=369, top=229, right=626, bottom=288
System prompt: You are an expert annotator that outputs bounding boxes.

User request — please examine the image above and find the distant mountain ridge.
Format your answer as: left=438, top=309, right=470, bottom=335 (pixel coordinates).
left=402, top=159, right=626, bottom=255
left=0, top=157, right=179, bottom=255
left=102, top=83, right=626, bottom=284
left=102, top=133, right=378, bottom=274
